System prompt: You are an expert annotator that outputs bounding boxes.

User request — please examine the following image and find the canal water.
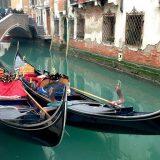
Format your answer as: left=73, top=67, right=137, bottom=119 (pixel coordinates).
left=1, top=39, right=160, bottom=160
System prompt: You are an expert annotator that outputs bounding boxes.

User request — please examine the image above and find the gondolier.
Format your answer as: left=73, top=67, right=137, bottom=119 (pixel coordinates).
left=108, top=84, right=125, bottom=107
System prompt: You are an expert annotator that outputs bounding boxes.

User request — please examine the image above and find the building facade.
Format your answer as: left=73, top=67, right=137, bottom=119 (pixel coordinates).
left=11, top=0, right=23, bottom=10
left=11, top=0, right=29, bottom=13
left=50, top=0, right=68, bottom=42
left=29, top=0, right=51, bottom=37
left=50, top=0, right=160, bottom=69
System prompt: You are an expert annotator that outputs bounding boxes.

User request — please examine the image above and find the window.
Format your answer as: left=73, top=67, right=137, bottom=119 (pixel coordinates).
left=77, top=17, right=85, bottom=39
left=102, top=14, right=115, bottom=43
left=54, top=19, right=59, bottom=36
left=125, top=13, right=144, bottom=46
left=69, top=19, right=74, bottom=38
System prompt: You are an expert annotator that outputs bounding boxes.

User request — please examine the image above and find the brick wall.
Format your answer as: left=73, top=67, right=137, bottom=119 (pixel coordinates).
left=123, top=48, right=160, bottom=68
left=58, top=0, right=66, bottom=12
left=50, top=0, right=54, bottom=10
left=69, top=39, right=160, bottom=68
left=69, top=39, right=118, bottom=57
left=78, top=0, right=86, bottom=3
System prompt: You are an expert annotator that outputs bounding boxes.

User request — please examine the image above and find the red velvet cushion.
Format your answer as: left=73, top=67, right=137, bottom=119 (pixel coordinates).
left=24, top=73, right=37, bottom=78
left=0, top=80, right=27, bottom=97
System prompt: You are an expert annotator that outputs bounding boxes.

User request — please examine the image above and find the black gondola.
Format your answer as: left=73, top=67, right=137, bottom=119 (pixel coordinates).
left=0, top=60, right=67, bottom=147
left=14, top=51, right=160, bottom=135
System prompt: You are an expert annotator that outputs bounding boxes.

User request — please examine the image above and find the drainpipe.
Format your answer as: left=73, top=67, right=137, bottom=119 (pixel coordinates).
left=120, top=0, right=123, bottom=13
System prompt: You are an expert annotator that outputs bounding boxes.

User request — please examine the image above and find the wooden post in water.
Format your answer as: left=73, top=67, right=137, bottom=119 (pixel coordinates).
left=65, top=0, right=69, bottom=57
left=50, top=7, right=54, bottom=51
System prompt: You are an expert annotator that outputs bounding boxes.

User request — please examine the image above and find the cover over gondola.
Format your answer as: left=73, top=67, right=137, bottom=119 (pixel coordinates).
left=13, top=50, right=160, bottom=135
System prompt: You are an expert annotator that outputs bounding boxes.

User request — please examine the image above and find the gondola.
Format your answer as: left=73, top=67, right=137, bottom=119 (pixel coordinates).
left=0, top=60, right=67, bottom=147
left=14, top=51, right=160, bottom=135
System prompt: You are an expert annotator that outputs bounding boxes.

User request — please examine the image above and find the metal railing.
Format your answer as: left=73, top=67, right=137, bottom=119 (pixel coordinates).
left=102, top=14, right=115, bottom=44
left=77, top=18, right=85, bottom=39
left=125, top=13, right=144, bottom=46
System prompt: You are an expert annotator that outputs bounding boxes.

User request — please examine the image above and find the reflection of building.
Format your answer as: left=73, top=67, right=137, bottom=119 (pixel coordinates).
left=0, top=42, right=11, bottom=57
left=0, top=0, right=11, bottom=8
left=42, top=128, right=120, bottom=160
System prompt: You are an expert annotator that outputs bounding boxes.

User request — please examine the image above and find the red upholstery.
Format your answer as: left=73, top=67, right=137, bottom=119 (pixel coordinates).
left=0, top=80, right=27, bottom=97
left=24, top=73, right=43, bottom=87
left=24, top=73, right=37, bottom=78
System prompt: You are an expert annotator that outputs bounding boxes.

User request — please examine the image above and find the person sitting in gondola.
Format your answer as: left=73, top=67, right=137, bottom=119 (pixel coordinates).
left=44, top=84, right=64, bottom=112
left=37, top=74, right=71, bottom=96
left=43, top=75, right=71, bottom=111
left=108, top=84, right=125, bottom=108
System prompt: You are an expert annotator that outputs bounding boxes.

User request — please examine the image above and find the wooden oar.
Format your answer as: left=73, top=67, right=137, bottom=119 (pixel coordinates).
left=71, top=87, right=121, bottom=108
left=71, top=87, right=112, bottom=103
left=24, top=89, right=50, bottom=118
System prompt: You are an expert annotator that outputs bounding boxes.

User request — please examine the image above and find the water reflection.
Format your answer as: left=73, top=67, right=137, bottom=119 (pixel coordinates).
left=0, top=125, right=160, bottom=160
left=43, top=127, right=160, bottom=160
left=2, top=40, right=160, bottom=112
left=48, top=51, right=160, bottom=112
left=0, top=131, right=48, bottom=160
left=43, top=126, right=120, bottom=160
left=0, top=42, right=11, bottom=57
left=1, top=40, right=160, bottom=160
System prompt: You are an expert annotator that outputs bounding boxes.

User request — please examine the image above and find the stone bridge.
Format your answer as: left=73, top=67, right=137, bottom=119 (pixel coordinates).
left=0, top=13, right=32, bottom=41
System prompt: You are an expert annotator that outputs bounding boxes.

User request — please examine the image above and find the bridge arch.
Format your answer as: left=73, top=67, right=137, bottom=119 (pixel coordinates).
left=0, top=24, right=31, bottom=41
left=0, top=14, right=32, bottom=41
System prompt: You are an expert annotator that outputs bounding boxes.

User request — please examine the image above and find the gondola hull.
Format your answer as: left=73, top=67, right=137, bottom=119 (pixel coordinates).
left=67, top=109, right=160, bottom=135
left=0, top=92, right=67, bottom=146
left=0, top=109, right=64, bottom=146
left=22, top=81, right=160, bottom=135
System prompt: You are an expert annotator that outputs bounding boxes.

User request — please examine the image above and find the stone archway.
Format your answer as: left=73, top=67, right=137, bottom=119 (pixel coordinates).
left=0, top=24, right=31, bottom=41
left=0, top=14, right=32, bottom=41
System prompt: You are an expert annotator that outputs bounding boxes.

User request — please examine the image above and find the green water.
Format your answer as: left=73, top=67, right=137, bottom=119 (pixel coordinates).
left=1, top=40, right=160, bottom=160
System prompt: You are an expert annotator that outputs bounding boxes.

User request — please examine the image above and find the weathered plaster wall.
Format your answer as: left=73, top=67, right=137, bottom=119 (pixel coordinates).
left=11, top=0, right=23, bottom=10
left=54, top=0, right=60, bottom=18
left=84, top=7, right=103, bottom=44
left=114, top=0, right=160, bottom=50
left=52, top=0, right=160, bottom=69
left=43, top=9, right=47, bottom=34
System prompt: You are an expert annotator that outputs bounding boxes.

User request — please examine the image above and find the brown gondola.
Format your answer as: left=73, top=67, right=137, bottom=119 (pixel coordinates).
left=0, top=59, right=67, bottom=147
left=13, top=50, right=160, bottom=135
